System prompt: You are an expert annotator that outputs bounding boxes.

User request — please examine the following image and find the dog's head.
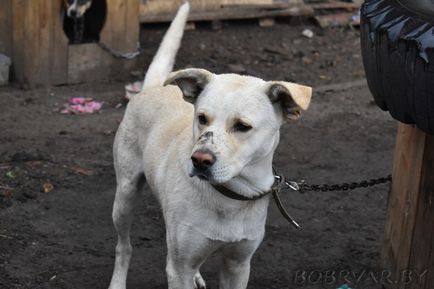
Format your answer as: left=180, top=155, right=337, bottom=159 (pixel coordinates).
left=64, top=0, right=92, bottom=18
left=165, top=69, right=311, bottom=191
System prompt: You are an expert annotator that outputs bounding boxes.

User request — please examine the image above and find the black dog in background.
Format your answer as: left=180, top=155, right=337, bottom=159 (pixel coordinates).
left=63, top=0, right=107, bottom=44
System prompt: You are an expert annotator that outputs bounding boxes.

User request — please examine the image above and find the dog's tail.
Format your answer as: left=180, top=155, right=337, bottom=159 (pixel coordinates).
left=141, top=2, right=190, bottom=91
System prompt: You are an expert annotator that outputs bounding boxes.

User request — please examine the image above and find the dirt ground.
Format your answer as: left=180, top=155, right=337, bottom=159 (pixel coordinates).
left=0, top=21, right=397, bottom=289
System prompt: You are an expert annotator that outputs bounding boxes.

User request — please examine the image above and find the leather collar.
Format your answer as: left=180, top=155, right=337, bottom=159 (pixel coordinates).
left=211, top=175, right=301, bottom=229
left=212, top=179, right=278, bottom=201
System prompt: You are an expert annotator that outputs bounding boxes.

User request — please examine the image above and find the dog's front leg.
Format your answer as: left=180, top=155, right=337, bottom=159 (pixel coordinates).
left=218, top=238, right=262, bottom=289
left=165, top=224, right=215, bottom=289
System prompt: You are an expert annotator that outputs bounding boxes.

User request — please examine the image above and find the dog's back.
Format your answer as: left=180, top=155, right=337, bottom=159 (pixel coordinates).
left=112, top=1, right=192, bottom=191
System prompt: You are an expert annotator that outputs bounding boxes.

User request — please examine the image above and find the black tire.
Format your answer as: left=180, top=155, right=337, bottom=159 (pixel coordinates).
left=360, top=0, right=434, bottom=134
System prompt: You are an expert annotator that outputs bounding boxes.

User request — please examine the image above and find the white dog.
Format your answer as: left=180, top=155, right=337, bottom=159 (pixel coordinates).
left=108, top=2, right=312, bottom=289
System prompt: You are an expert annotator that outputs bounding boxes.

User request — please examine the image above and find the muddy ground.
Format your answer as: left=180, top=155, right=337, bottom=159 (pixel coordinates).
left=0, top=21, right=397, bottom=289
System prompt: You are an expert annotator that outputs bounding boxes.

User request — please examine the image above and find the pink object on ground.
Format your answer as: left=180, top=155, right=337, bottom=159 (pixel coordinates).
left=61, top=97, right=103, bottom=114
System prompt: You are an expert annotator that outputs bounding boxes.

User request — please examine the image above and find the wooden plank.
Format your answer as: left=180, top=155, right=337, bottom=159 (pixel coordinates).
left=125, top=0, right=140, bottom=51
left=220, top=2, right=290, bottom=9
left=141, top=5, right=313, bottom=23
left=314, top=12, right=355, bottom=28
left=221, top=0, right=273, bottom=5
left=221, top=0, right=303, bottom=9
left=51, top=0, right=69, bottom=85
left=38, top=0, right=52, bottom=85
left=100, top=0, right=119, bottom=71
left=309, top=1, right=360, bottom=11
left=141, top=0, right=220, bottom=16
left=20, top=0, right=40, bottom=87
left=407, top=132, right=434, bottom=289
left=381, top=123, right=433, bottom=289
left=123, top=0, right=140, bottom=72
left=101, top=0, right=127, bottom=78
left=222, top=0, right=273, bottom=3
left=68, top=43, right=111, bottom=83
left=0, top=0, right=12, bottom=57
left=28, top=0, right=38, bottom=85
left=141, top=0, right=182, bottom=16
left=113, top=0, right=127, bottom=51
left=12, top=0, right=25, bottom=85
left=140, top=0, right=303, bottom=19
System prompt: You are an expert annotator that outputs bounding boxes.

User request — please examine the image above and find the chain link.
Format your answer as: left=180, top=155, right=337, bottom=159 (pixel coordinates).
left=97, top=42, right=142, bottom=60
left=295, top=175, right=392, bottom=193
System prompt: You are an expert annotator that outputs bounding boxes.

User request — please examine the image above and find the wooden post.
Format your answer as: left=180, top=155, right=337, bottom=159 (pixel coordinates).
left=382, top=123, right=434, bottom=289
left=0, top=0, right=12, bottom=57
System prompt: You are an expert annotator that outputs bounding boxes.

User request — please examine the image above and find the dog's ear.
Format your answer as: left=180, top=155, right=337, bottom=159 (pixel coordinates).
left=266, top=81, right=312, bottom=121
left=164, top=69, right=212, bottom=104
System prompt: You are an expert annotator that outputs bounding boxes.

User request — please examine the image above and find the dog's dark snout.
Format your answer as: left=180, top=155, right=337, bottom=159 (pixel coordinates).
left=191, top=150, right=216, bottom=170
left=69, top=9, right=78, bottom=18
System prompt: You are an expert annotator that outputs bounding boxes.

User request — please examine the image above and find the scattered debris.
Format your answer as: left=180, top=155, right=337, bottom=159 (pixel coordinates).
left=125, top=81, right=142, bottom=100
left=0, top=234, right=13, bottom=239
left=0, top=156, right=101, bottom=208
left=70, top=166, right=95, bottom=176
left=302, top=56, right=313, bottom=65
left=5, top=171, right=15, bottom=179
left=319, top=74, right=332, bottom=80
left=41, top=182, right=54, bottom=193
left=61, top=97, right=103, bottom=114
left=227, top=63, right=246, bottom=73
left=315, top=12, right=355, bottom=28
left=301, top=28, right=314, bottom=38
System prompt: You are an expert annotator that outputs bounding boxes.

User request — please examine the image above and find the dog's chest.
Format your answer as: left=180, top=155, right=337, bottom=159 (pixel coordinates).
left=162, top=187, right=269, bottom=242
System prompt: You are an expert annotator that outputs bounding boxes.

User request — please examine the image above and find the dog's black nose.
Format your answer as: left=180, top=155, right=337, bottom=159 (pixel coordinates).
left=69, top=9, right=77, bottom=17
left=191, top=150, right=216, bottom=171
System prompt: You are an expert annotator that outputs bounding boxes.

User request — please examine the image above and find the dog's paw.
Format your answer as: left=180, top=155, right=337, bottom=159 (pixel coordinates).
left=193, top=272, right=206, bottom=289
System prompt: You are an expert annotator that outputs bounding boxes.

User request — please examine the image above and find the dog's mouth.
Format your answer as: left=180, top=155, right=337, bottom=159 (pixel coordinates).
left=189, top=168, right=212, bottom=181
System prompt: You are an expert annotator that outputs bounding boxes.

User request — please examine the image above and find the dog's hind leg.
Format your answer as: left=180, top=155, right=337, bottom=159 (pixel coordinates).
left=108, top=172, right=144, bottom=289
left=108, top=137, right=145, bottom=289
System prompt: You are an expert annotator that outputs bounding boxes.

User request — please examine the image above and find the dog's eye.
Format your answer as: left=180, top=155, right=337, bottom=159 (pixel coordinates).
left=198, top=114, right=208, bottom=125
left=234, top=121, right=252, bottom=132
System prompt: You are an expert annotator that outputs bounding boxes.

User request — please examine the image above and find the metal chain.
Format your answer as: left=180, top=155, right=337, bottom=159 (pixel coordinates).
left=97, top=42, right=142, bottom=60
left=272, top=170, right=392, bottom=228
left=295, top=175, right=392, bottom=193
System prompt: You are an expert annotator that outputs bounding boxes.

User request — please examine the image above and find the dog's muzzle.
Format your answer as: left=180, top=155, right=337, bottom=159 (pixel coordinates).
left=189, top=149, right=216, bottom=180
